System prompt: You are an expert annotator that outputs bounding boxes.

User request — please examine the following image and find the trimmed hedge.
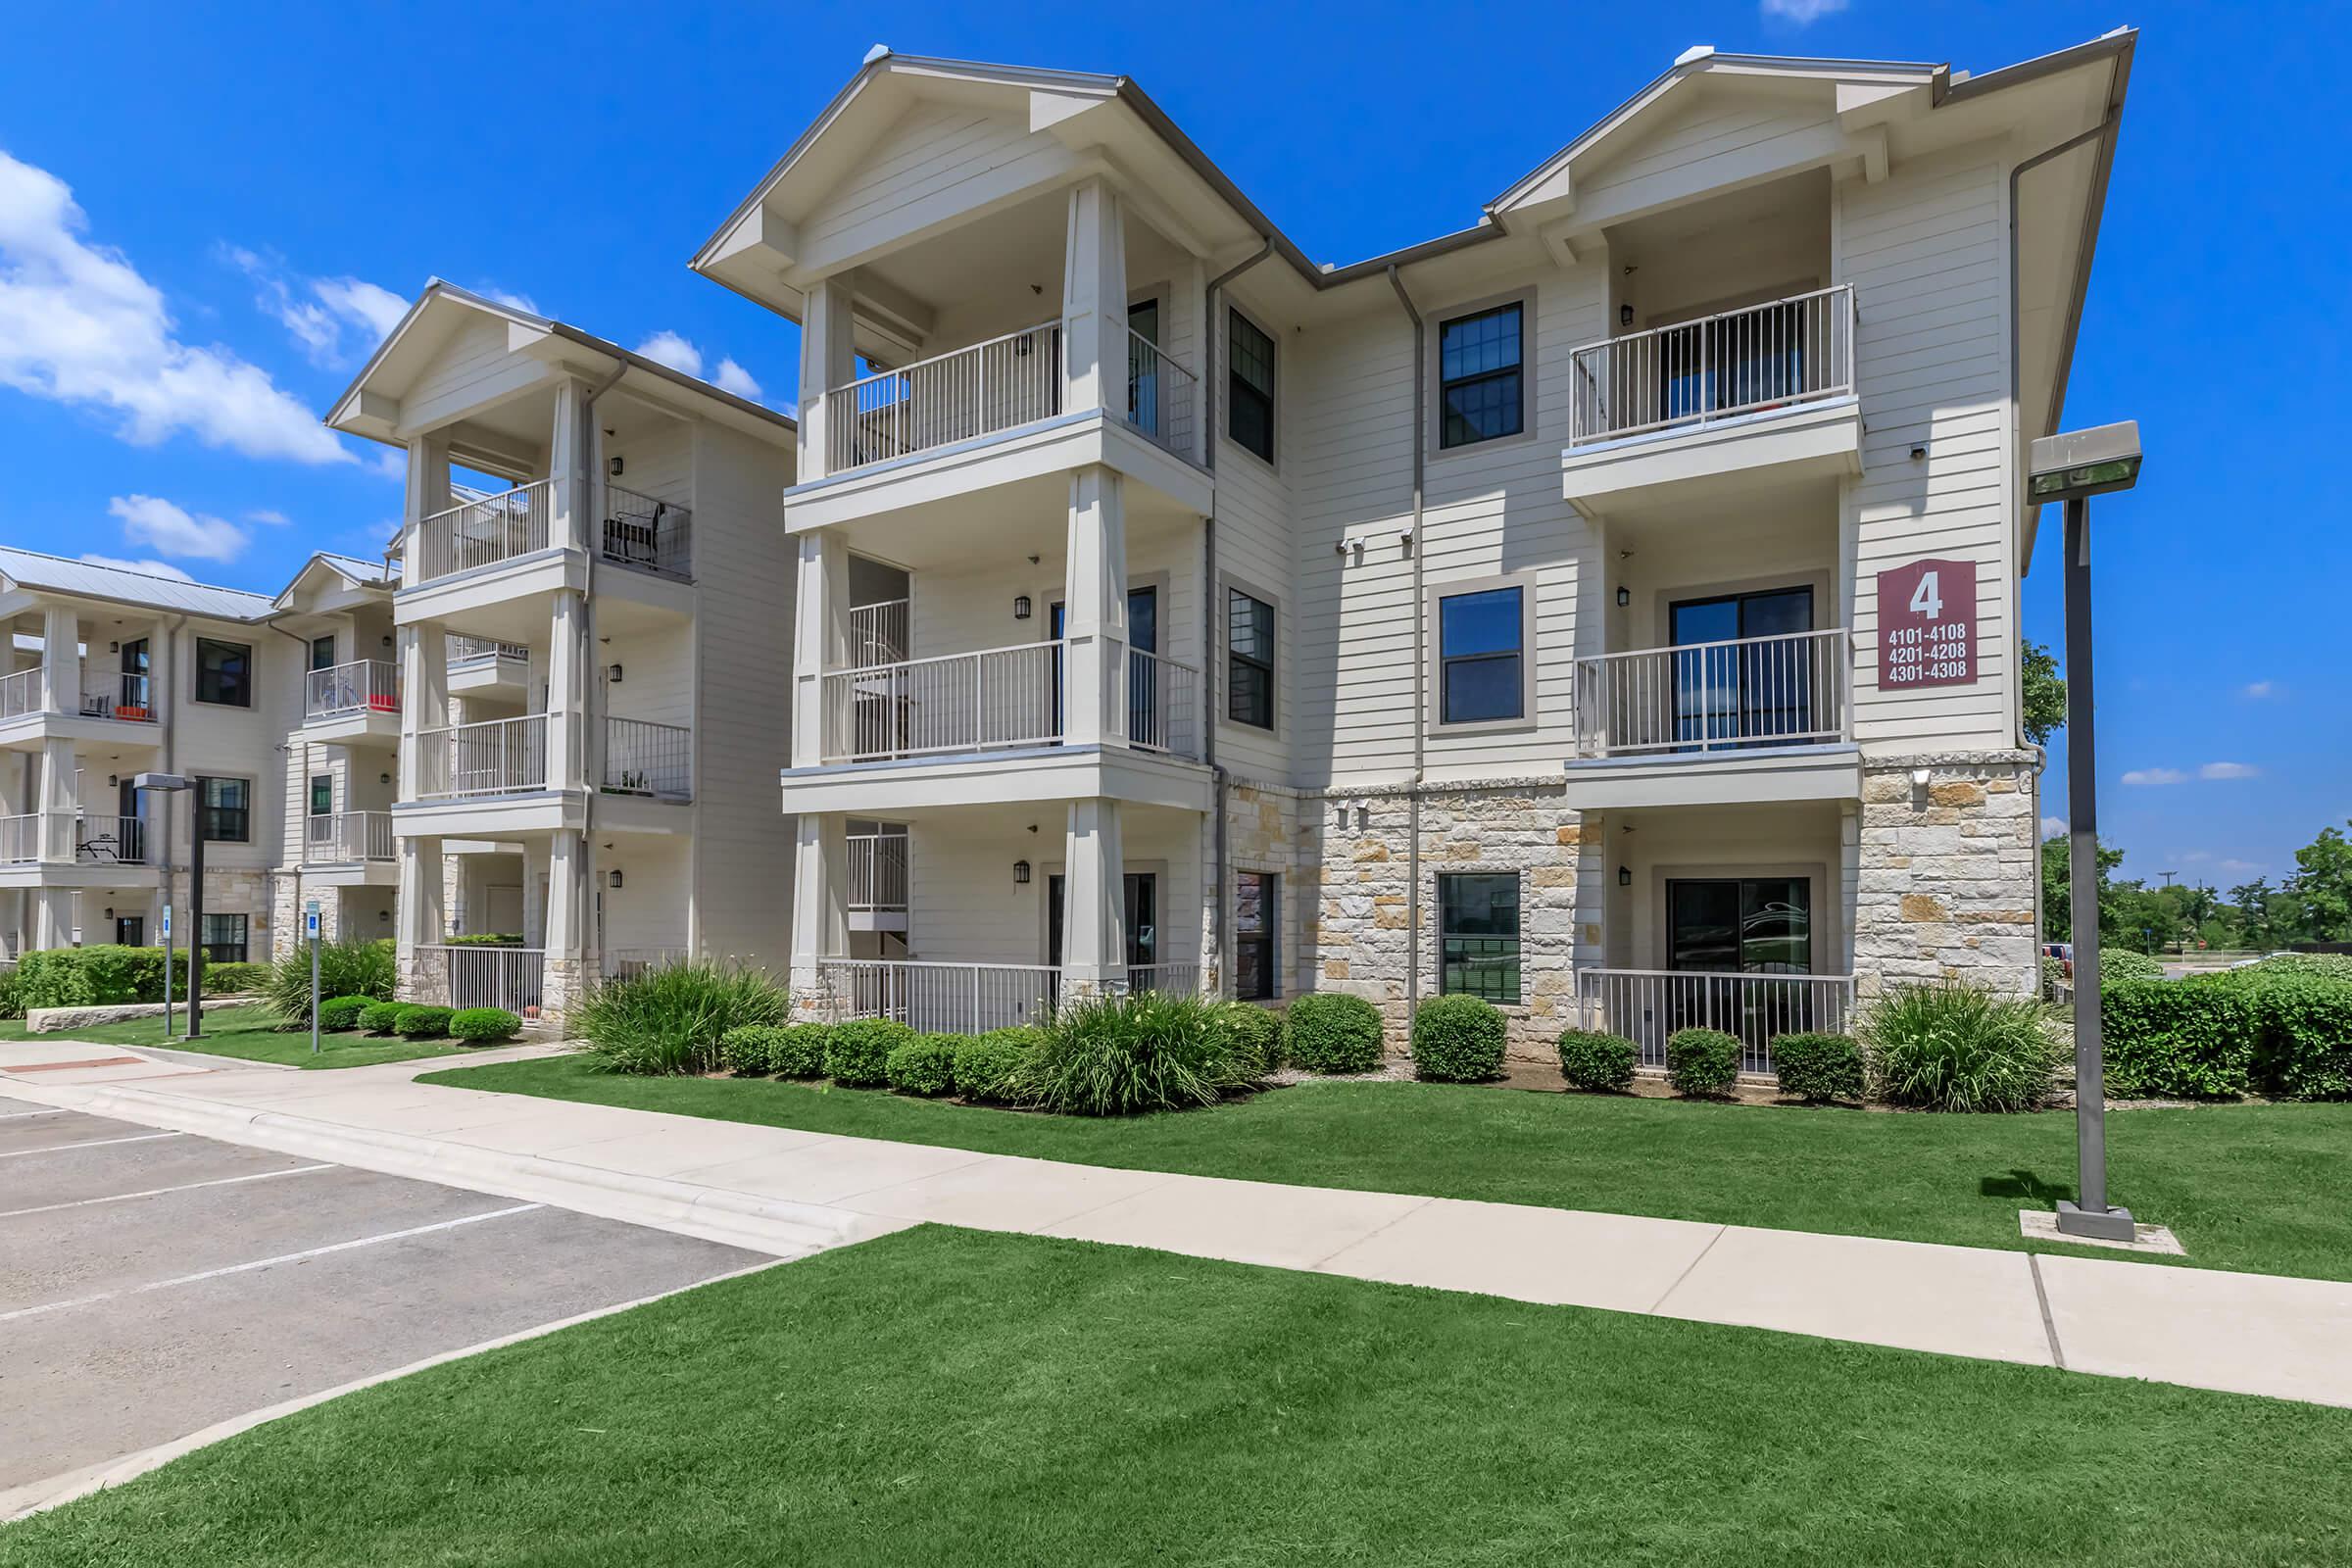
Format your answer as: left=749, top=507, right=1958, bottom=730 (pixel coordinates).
left=1666, top=1028, right=1741, bottom=1099
left=317, top=995, right=373, bottom=1033
left=826, top=1018, right=912, bottom=1086
left=1214, top=1004, right=1286, bottom=1075
left=2244, top=978, right=2352, bottom=1101
left=770, top=1023, right=833, bottom=1079
left=1555, top=1029, right=1638, bottom=1093
left=953, top=1028, right=1037, bottom=1103
left=450, top=1007, right=521, bottom=1045
left=2097, top=949, right=2165, bottom=986
left=2100, top=981, right=2254, bottom=1099
left=1770, top=1032, right=1864, bottom=1103
left=885, top=1035, right=960, bottom=1097
left=720, top=1024, right=788, bottom=1076
left=17, top=945, right=204, bottom=1009
left=1410, top=995, right=1506, bottom=1083
left=1284, top=993, right=1385, bottom=1075
left=395, top=1004, right=454, bottom=1039
left=359, top=1001, right=409, bottom=1035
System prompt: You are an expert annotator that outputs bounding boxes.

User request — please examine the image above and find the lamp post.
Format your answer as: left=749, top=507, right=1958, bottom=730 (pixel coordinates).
left=2027, top=420, right=2144, bottom=1243
left=132, top=772, right=204, bottom=1041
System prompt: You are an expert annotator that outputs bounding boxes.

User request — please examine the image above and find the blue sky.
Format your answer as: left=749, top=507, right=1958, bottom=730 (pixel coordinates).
left=0, top=1, right=2341, bottom=883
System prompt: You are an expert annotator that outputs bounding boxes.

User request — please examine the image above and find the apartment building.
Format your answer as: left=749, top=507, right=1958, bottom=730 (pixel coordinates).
left=701, top=30, right=2133, bottom=1066
left=322, top=284, right=800, bottom=1026
left=0, top=551, right=301, bottom=965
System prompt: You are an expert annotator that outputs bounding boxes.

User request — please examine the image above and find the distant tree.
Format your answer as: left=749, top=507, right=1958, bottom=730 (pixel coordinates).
left=2021, top=639, right=2067, bottom=747
left=2290, top=823, right=2352, bottom=942
left=2227, top=877, right=2275, bottom=947
left=2041, top=833, right=2125, bottom=943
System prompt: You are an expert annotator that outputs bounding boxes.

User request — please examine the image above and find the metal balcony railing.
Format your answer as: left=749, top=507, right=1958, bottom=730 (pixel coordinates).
left=602, top=716, right=692, bottom=800
left=306, top=660, right=401, bottom=721
left=0, top=668, right=36, bottom=720
left=1573, top=628, right=1850, bottom=759
left=1121, top=647, right=1199, bottom=756
left=1568, top=284, right=1856, bottom=447
left=305, top=810, right=395, bottom=862
left=601, top=485, right=691, bottom=578
left=1124, top=329, right=1199, bottom=460
left=416, top=943, right=545, bottom=1017
left=847, top=831, right=908, bottom=912
left=601, top=947, right=688, bottom=981
left=847, top=600, right=909, bottom=668
left=1575, top=969, right=1856, bottom=1076
left=415, top=479, right=557, bottom=581
left=416, top=713, right=550, bottom=799
left=825, top=322, right=1061, bottom=475
left=448, top=635, right=530, bottom=668
left=822, top=641, right=1061, bottom=762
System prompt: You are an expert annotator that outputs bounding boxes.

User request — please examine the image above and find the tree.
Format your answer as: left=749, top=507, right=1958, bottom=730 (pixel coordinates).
left=2040, top=832, right=2125, bottom=943
left=2021, top=639, right=2066, bottom=747
left=2290, top=822, right=2352, bottom=942
left=2227, top=877, right=2275, bottom=947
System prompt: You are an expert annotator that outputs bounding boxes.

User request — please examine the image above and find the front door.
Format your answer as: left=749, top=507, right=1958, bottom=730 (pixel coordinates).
left=1666, top=876, right=1815, bottom=1054
left=1668, top=586, right=1815, bottom=748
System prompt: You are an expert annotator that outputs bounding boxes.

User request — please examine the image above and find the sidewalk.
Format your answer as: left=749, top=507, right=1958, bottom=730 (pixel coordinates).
left=8, top=1038, right=2351, bottom=1410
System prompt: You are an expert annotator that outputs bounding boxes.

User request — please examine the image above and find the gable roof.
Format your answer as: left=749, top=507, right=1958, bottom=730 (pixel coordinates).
left=269, top=551, right=396, bottom=612
left=0, top=547, right=277, bottom=622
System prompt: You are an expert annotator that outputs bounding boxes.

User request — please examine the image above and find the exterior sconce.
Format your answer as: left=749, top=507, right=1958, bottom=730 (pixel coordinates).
left=1619, top=304, right=1635, bottom=327
left=1619, top=865, right=1632, bottom=887
left=108, top=641, right=120, bottom=654
left=607, top=663, right=623, bottom=683
left=608, top=456, right=624, bottom=477
left=1012, top=859, right=1031, bottom=885
left=1615, top=587, right=1630, bottom=609
left=1012, top=595, right=1033, bottom=621
left=608, top=869, right=624, bottom=889
left=379, top=773, right=392, bottom=786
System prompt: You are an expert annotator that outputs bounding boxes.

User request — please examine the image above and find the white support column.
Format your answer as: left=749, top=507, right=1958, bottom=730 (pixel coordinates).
left=788, top=813, right=848, bottom=1000
left=32, top=888, right=74, bottom=952
left=37, top=736, right=76, bottom=863
left=545, top=829, right=585, bottom=957
left=1062, top=466, right=1128, bottom=748
left=797, top=278, right=858, bottom=482
left=1060, top=798, right=1126, bottom=990
left=546, top=591, right=588, bottom=791
left=400, top=436, right=451, bottom=588
left=791, top=531, right=850, bottom=768
left=396, top=836, right=446, bottom=996
left=548, top=377, right=592, bottom=553
left=1061, top=178, right=1129, bottom=416
left=39, top=606, right=79, bottom=716
left=397, top=621, right=448, bottom=801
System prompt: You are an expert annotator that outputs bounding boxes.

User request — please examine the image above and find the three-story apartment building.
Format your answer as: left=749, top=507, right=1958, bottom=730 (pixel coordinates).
left=701, top=30, right=2132, bottom=1066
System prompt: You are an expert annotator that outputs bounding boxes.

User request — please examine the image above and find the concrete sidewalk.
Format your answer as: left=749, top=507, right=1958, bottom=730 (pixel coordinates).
left=8, top=1038, right=2351, bottom=1410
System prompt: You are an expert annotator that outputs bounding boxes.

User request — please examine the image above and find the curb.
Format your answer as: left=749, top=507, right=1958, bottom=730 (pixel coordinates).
left=0, top=1076, right=892, bottom=1259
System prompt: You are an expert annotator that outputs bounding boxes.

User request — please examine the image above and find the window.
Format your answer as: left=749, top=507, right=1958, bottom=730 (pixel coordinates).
left=195, top=638, right=253, bottom=708
left=1226, top=587, right=1275, bottom=730
left=198, top=777, right=251, bottom=843
left=309, top=775, right=333, bottom=816
left=1668, top=586, right=1816, bottom=747
left=1227, top=309, right=1275, bottom=463
left=310, top=634, right=337, bottom=671
left=1234, top=871, right=1280, bottom=1001
left=1439, top=302, right=1524, bottom=449
left=199, top=912, right=249, bottom=964
left=1440, top=872, right=1521, bottom=1004
left=1438, top=585, right=1526, bottom=724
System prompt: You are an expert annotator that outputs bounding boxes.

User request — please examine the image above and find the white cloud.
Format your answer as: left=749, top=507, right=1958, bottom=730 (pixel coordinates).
left=2219, top=859, right=2264, bottom=876
left=2241, top=680, right=2278, bottom=700
left=1761, top=0, right=1847, bottom=22
left=2200, top=761, right=2260, bottom=780
left=634, top=330, right=704, bottom=377
left=2039, top=815, right=2068, bottom=840
left=108, top=493, right=247, bottom=563
left=79, top=553, right=194, bottom=582
left=366, top=446, right=406, bottom=481
left=311, top=276, right=407, bottom=342
left=246, top=508, right=290, bottom=525
left=0, top=152, right=351, bottom=465
left=477, top=285, right=539, bottom=316
left=2121, top=767, right=2187, bottom=787
left=713, top=357, right=761, bottom=400
left=223, top=246, right=408, bottom=367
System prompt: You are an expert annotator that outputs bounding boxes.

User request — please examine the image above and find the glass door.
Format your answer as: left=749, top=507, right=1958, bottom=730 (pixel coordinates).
left=1669, top=586, right=1814, bottom=749
left=1126, top=298, right=1161, bottom=436
left=1666, top=876, right=1816, bottom=1049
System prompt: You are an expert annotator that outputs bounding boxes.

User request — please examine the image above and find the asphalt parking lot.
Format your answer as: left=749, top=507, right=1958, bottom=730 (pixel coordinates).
left=0, top=1090, right=767, bottom=1512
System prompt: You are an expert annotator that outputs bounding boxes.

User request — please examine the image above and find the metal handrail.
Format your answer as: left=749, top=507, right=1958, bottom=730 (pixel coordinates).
left=601, top=484, right=691, bottom=577
left=416, top=713, right=551, bottom=798
left=415, top=479, right=558, bottom=581
left=1575, top=968, right=1857, bottom=1075
left=1574, top=627, right=1851, bottom=759
left=1124, top=329, right=1199, bottom=459
left=306, top=659, right=401, bottom=720
left=602, top=716, right=692, bottom=800
left=305, top=810, right=396, bottom=862
left=1567, top=284, right=1856, bottom=447
left=824, top=321, right=1061, bottom=475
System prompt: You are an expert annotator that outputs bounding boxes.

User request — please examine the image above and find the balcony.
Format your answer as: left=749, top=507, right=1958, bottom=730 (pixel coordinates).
left=601, top=716, right=692, bottom=803
left=414, top=943, right=545, bottom=1019
left=847, top=828, right=907, bottom=931
left=416, top=482, right=558, bottom=583
left=600, top=485, right=692, bottom=579
left=416, top=713, right=550, bottom=800
left=304, top=810, right=396, bottom=864
left=448, top=635, right=530, bottom=696
left=1560, top=286, right=1860, bottom=513
left=1575, top=969, right=1856, bottom=1078
left=818, top=642, right=1200, bottom=764
left=813, top=957, right=1203, bottom=1034
left=303, top=659, right=402, bottom=746
left=0, top=811, right=153, bottom=881
left=0, top=668, right=159, bottom=745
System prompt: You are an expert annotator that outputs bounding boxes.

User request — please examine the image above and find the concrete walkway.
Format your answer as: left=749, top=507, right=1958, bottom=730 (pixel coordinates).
left=8, top=1038, right=2352, bottom=1411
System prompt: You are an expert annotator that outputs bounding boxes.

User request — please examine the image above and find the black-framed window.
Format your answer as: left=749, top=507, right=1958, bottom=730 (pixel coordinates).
left=195, top=638, right=253, bottom=708
left=310, top=633, right=337, bottom=671
left=1440, top=872, right=1521, bottom=1004
left=1439, top=302, right=1524, bottom=449
left=1234, top=871, right=1280, bottom=1001
left=309, top=774, right=333, bottom=816
left=198, top=776, right=251, bottom=843
left=1439, top=585, right=1525, bottom=724
left=199, top=912, right=249, bottom=964
left=1226, top=588, right=1275, bottom=730
left=1227, top=310, right=1275, bottom=463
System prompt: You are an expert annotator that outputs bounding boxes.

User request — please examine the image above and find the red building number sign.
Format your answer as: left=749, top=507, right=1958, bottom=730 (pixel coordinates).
left=1877, top=558, right=1977, bottom=689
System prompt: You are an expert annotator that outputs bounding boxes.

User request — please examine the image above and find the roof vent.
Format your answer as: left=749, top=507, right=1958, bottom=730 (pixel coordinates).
left=862, top=43, right=892, bottom=65
left=1674, top=44, right=1716, bottom=67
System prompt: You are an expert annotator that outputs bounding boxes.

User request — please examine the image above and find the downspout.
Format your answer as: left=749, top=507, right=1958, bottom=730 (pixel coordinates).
left=1386, top=266, right=1427, bottom=1022
left=1201, top=241, right=1270, bottom=996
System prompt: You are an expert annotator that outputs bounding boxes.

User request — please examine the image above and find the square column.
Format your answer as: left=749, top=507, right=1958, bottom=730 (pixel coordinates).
left=792, top=531, right=850, bottom=768
left=1060, top=798, right=1126, bottom=990
left=400, top=436, right=451, bottom=588
left=32, top=887, right=74, bottom=952
left=39, top=607, right=79, bottom=716
left=1061, top=178, right=1129, bottom=416
left=38, top=736, right=76, bottom=863
left=1062, top=466, right=1128, bottom=748
left=788, top=813, right=848, bottom=1003
left=397, top=621, right=449, bottom=800
left=548, top=377, right=592, bottom=553
left=545, top=590, right=588, bottom=791
left=396, top=836, right=446, bottom=998
left=797, top=278, right=857, bottom=482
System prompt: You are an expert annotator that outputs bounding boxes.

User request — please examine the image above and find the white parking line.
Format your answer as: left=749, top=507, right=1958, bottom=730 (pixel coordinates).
left=0, top=1202, right=546, bottom=1323
left=0, top=1108, right=66, bottom=1121
left=0, top=1162, right=338, bottom=1221
left=0, top=1131, right=183, bottom=1160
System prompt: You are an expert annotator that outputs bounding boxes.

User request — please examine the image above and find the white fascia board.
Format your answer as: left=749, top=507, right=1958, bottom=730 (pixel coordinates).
left=1558, top=744, right=1861, bottom=811
left=779, top=746, right=1213, bottom=816
left=1561, top=399, right=1862, bottom=514
left=391, top=792, right=588, bottom=838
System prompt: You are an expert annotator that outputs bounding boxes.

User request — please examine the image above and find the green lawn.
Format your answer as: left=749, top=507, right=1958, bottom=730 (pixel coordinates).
left=0, top=1004, right=480, bottom=1070
left=6, top=1226, right=2348, bottom=1567
left=427, top=1054, right=2352, bottom=1283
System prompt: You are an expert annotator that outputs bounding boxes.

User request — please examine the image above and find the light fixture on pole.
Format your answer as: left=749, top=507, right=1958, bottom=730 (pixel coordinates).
left=2028, top=419, right=2143, bottom=1244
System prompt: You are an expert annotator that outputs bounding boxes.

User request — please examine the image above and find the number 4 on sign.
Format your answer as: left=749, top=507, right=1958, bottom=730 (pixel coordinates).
left=1908, top=569, right=1942, bottom=619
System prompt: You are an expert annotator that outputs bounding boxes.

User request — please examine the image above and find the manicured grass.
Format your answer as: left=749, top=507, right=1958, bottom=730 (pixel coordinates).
left=0, top=1004, right=478, bottom=1069
left=6, top=1226, right=2348, bottom=1566
left=427, top=1054, right=2352, bottom=1282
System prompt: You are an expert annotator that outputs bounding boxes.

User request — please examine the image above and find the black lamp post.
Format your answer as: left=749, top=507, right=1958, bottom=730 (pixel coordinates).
left=133, top=772, right=203, bottom=1040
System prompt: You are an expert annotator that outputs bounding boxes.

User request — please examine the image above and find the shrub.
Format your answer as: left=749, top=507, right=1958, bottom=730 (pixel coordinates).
left=316, top=995, right=372, bottom=1033
left=2039, top=956, right=2070, bottom=1001
left=2238, top=953, right=2352, bottom=985
left=2097, top=949, right=2164, bottom=986
left=577, top=961, right=787, bottom=1075
left=1665, top=1029, right=1741, bottom=1099
left=450, top=1007, right=522, bottom=1045
left=1284, top=993, right=1385, bottom=1075
left=825, top=1018, right=912, bottom=1086
left=2098, top=980, right=2253, bottom=1099
left=1212, top=1004, right=1285, bottom=1074
left=1770, top=1032, right=1864, bottom=1103
left=771, top=1023, right=833, bottom=1079
left=264, top=939, right=394, bottom=1025
left=395, top=1004, right=453, bottom=1039
left=0, top=966, right=24, bottom=1021
left=1015, top=992, right=1257, bottom=1116
left=1555, top=1029, right=1638, bottom=1093
left=359, top=1001, right=409, bottom=1035
left=953, top=1028, right=1038, bottom=1103
left=719, top=1023, right=789, bottom=1075
left=18, top=945, right=204, bottom=1009
left=2243, top=977, right=2352, bottom=1101
left=886, top=1034, right=960, bottom=1097
left=446, top=932, right=524, bottom=947
left=1861, top=981, right=2063, bottom=1112
left=205, top=960, right=269, bottom=995
left=1411, top=995, right=1506, bottom=1083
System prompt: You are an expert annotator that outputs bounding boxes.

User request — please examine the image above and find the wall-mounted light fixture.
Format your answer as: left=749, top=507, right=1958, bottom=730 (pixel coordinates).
left=1619, top=303, right=1635, bottom=328
left=606, top=663, right=623, bottom=683
left=1616, top=587, right=1631, bottom=609
left=379, top=772, right=392, bottom=786
left=1012, top=858, right=1031, bottom=885
left=1909, top=444, right=1927, bottom=461
left=108, top=641, right=120, bottom=655
left=107, top=774, right=119, bottom=788
left=608, top=869, right=624, bottom=889
left=608, top=456, right=624, bottom=477
left=1012, top=595, right=1033, bottom=621
left=1619, top=865, right=1632, bottom=887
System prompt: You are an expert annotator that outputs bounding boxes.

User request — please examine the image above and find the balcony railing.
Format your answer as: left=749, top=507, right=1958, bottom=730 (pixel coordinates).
left=306, top=660, right=400, bottom=721
left=0, top=667, right=37, bottom=720
left=415, top=943, right=545, bottom=1018
left=75, top=813, right=146, bottom=864
left=1120, top=647, right=1199, bottom=756
left=0, top=812, right=36, bottom=863
left=415, top=479, right=557, bottom=582
left=416, top=713, right=549, bottom=799
left=1568, top=284, right=1856, bottom=447
left=847, top=600, right=909, bottom=668
left=602, top=484, right=691, bottom=578
left=825, top=321, right=1061, bottom=476
left=1573, top=628, right=1850, bottom=759
left=847, top=831, right=908, bottom=911
left=0, top=812, right=147, bottom=865
left=816, top=958, right=1201, bottom=1034
left=448, top=635, right=530, bottom=668
left=305, top=810, right=395, bottom=863
left=822, top=641, right=1061, bottom=762
left=602, top=947, right=687, bottom=981
left=602, top=716, right=692, bottom=800
left=1124, top=329, right=1198, bottom=459
left=1576, top=968, right=1856, bottom=1076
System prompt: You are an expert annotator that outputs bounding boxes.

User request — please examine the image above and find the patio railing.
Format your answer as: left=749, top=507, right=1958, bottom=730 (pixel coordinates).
left=1573, top=628, right=1850, bottom=759
left=601, top=484, right=691, bottom=577
left=306, top=659, right=400, bottom=721
left=1575, top=968, right=1856, bottom=1076
left=824, top=322, right=1060, bottom=475
left=416, top=713, right=550, bottom=799
left=415, top=480, right=558, bottom=581
left=305, top=810, right=395, bottom=863
left=603, top=716, right=692, bottom=800
left=416, top=943, right=546, bottom=1017
left=1567, top=284, right=1856, bottom=447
